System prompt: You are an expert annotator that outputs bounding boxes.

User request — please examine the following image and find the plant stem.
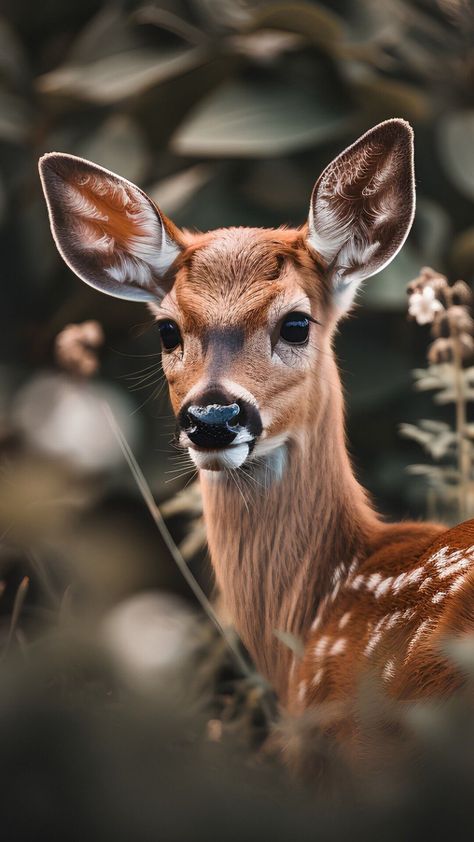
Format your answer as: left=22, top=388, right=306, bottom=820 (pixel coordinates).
left=452, top=337, right=469, bottom=520
left=101, top=401, right=278, bottom=724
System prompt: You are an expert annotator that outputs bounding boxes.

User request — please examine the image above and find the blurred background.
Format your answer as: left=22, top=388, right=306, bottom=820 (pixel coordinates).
left=1, top=1, right=474, bottom=837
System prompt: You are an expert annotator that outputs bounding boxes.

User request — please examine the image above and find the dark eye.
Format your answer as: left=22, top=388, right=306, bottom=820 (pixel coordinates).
left=280, top=312, right=310, bottom=345
left=158, top=319, right=181, bottom=351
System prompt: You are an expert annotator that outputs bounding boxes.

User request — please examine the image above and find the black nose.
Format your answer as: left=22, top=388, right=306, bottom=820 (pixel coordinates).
left=184, top=402, right=242, bottom=449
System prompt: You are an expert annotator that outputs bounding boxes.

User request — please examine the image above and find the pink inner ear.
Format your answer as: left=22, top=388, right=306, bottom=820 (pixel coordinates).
left=307, top=120, right=415, bottom=300
left=40, top=153, right=182, bottom=300
left=63, top=173, right=156, bottom=257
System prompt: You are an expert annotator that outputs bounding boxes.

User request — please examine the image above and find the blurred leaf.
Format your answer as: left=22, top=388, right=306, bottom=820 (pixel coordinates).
left=338, top=332, right=411, bottom=410
left=133, top=6, right=206, bottom=45
left=415, top=198, right=451, bottom=266
left=172, top=78, right=352, bottom=157
left=37, top=46, right=208, bottom=105
left=241, top=158, right=308, bottom=214
left=399, top=422, right=457, bottom=459
left=350, top=71, right=432, bottom=122
left=249, top=2, right=343, bottom=48
left=364, top=242, right=421, bottom=310
left=0, top=176, right=5, bottom=226
left=273, top=629, right=304, bottom=658
left=149, top=165, right=214, bottom=217
left=66, top=5, right=141, bottom=63
left=228, top=30, right=304, bottom=62
left=452, top=226, right=474, bottom=278
left=0, top=17, right=29, bottom=90
left=438, top=110, right=474, bottom=200
left=74, top=115, right=150, bottom=186
left=0, top=91, right=31, bottom=142
left=190, top=0, right=253, bottom=31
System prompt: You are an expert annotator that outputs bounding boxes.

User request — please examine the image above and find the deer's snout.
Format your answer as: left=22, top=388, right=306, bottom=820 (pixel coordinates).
left=185, top=402, right=240, bottom=449
left=178, top=389, right=263, bottom=466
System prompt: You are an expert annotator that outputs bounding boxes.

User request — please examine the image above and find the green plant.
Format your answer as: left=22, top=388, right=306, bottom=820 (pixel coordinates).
left=401, top=267, right=474, bottom=521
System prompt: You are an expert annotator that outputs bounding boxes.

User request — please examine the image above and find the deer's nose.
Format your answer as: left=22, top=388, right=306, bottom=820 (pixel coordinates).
left=184, top=403, right=242, bottom=449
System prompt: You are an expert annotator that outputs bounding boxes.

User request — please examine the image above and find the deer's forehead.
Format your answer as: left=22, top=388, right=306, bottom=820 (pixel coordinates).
left=171, top=228, right=312, bottom=332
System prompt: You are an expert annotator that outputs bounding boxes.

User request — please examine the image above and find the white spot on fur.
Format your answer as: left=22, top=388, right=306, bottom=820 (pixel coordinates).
left=347, top=557, right=359, bottom=578
left=351, top=574, right=365, bottom=591
left=366, top=572, right=383, bottom=592
left=383, top=659, right=395, bottom=683
left=374, top=575, right=394, bottom=598
left=406, top=619, right=433, bottom=658
left=438, top=557, right=472, bottom=580
left=404, top=566, right=425, bottom=586
left=391, top=572, right=407, bottom=592
left=313, top=635, right=330, bottom=660
left=330, top=580, right=341, bottom=603
left=312, top=667, right=324, bottom=688
left=338, top=611, right=351, bottom=629
left=331, top=562, right=346, bottom=586
left=432, top=591, right=447, bottom=604
left=329, top=638, right=346, bottom=656
left=364, top=615, right=388, bottom=656
left=419, top=576, right=433, bottom=591
left=390, top=568, right=424, bottom=593
left=311, top=612, right=323, bottom=632
left=365, top=610, right=402, bottom=657
left=449, top=574, right=467, bottom=594
left=297, top=679, right=307, bottom=703
left=385, top=610, right=402, bottom=630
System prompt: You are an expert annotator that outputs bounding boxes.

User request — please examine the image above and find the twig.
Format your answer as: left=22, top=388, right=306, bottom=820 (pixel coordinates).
left=101, top=401, right=277, bottom=724
left=452, top=337, right=469, bottom=520
left=2, top=576, right=29, bottom=660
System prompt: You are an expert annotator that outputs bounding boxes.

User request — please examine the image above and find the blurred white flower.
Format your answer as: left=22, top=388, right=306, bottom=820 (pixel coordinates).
left=101, top=591, right=198, bottom=686
left=408, top=286, right=444, bottom=325
left=13, top=372, right=138, bottom=471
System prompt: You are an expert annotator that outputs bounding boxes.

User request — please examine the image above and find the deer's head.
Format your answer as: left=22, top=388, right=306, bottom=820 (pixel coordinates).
left=40, top=120, right=414, bottom=473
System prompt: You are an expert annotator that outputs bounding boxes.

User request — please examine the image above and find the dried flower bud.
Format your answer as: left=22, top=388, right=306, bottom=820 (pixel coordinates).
left=445, top=305, right=474, bottom=336
left=427, top=337, right=453, bottom=364
left=458, top=332, right=474, bottom=361
left=55, top=320, right=104, bottom=378
left=451, top=280, right=472, bottom=305
left=407, top=266, right=448, bottom=298
left=432, top=305, right=474, bottom=339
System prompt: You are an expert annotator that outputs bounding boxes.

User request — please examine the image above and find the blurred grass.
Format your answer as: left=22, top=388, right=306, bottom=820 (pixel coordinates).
left=1, top=1, right=474, bottom=836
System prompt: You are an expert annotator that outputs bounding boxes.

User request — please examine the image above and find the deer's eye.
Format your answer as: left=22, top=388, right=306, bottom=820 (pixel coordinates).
left=280, top=312, right=310, bottom=345
left=158, top=319, right=181, bottom=351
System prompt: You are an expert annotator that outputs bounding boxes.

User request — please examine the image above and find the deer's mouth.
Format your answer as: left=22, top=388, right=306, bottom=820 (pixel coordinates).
left=188, top=441, right=252, bottom=471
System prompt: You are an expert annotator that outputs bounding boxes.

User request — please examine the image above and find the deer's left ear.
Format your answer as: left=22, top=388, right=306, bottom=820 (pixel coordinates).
left=307, top=119, right=415, bottom=313
left=39, top=153, right=183, bottom=302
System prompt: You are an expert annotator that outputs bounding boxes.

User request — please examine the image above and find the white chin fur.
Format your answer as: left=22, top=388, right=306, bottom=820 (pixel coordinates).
left=189, top=443, right=250, bottom=471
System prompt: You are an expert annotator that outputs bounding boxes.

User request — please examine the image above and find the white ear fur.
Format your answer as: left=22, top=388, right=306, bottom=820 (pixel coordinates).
left=39, top=153, right=182, bottom=302
left=307, top=119, right=415, bottom=313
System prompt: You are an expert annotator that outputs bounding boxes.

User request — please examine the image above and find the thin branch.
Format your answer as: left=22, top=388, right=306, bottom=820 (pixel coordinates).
left=101, top=401, right=277, bottom=723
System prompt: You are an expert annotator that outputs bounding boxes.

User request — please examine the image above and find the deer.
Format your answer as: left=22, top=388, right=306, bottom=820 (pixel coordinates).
left=39, top=119, right=474, bottom=739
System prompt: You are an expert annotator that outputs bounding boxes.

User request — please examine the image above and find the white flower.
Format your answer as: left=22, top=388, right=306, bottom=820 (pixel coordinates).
left=13, top=372, right=138, bottom=471
left=408, top=285, right=444, bottom=325
left=101, top=592, right=198, bottom=687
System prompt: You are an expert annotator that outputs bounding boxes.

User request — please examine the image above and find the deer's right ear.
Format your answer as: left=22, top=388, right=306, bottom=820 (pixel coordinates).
left=306, top=119, right=415, bottom=314
left=39, top=153, right=183, bottom=302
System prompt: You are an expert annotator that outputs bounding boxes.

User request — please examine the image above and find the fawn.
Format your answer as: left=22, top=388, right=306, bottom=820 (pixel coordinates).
left=39, top=120, right=474, bottom=723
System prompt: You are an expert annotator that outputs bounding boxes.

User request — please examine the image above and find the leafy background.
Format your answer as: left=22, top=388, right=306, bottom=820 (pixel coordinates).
left=1, top=0, right=474, bottom=837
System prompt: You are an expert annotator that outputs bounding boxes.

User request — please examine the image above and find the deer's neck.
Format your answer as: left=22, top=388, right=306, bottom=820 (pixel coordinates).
left=199, top=362, right=378, bottom=701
